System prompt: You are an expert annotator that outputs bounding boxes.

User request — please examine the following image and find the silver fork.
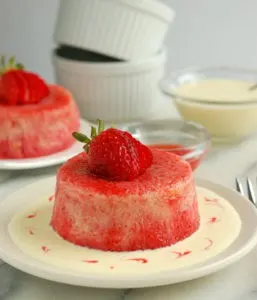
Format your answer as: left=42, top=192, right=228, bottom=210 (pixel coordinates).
left=236, top=176, right=257, bottom=205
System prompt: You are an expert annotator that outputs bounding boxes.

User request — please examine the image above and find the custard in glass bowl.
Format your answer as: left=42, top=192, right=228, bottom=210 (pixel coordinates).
left=161, top=67, right=257, bottom=143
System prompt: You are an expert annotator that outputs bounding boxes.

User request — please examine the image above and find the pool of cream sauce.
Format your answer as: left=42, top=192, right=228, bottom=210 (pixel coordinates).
left=8, top=187, right=241, bottom=274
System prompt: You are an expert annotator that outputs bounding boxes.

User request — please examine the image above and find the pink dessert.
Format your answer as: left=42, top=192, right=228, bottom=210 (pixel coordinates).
left=51, top=149, right=200, bottom=252
left=0, top=85, right=80, bottom=159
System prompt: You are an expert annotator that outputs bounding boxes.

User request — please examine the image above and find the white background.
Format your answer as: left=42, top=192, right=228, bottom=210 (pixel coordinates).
left=1, top=0, right=257, bottom=83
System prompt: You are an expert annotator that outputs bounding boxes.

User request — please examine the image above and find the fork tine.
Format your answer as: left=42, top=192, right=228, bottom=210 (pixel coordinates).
left=236, top=177, right=245, bottom=196
left=247, top=177, right=256, bottom=204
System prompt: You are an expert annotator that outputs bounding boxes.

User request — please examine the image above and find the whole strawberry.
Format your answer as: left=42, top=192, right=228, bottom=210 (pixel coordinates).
left=0, top=56, right=49, bottom=105
left=73, top=120, right=153, bottom=181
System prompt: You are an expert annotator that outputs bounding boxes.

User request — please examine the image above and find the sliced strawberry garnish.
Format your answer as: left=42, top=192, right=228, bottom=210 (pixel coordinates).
left=73, top=120, right=153, bottom=181
left=124, top=131, right=153, bottom=173
left=1, top=70, right=20, bottom=105
left=24, top=71, right=49, bottom=104
left=13, top=70, right=30, bottom=104
left=0, top=55, right=49, bottom=106
left=88, top=128, right=141, bottom=180
left=0, top=79, right=4, bottom=102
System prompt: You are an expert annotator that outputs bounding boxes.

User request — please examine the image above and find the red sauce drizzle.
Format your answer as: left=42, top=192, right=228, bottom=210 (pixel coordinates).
left=82, top=260, right=99, bottom=264
left=172, top=250, right=192, bottom=259
left=41, top=246, right=50, bottom=253
left=28, top=228, right=34, bottom=235
left=204, top=238, right=214, bottom=250
left=48, top=195, right=54, bottom=202
left=204, top=197, right=224, bottom=209
left=127, top=258, right=148, bottom=264
left=109, top=266, right=115, bottom=270
left=208, top=217, right=219, bottom=224
left=26, top=212, right=37, bottom=219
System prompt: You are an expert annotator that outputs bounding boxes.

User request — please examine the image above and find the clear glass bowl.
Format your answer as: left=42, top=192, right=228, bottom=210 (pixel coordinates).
left=125, top=119, right=211, bottom=171
left=161, top=67, right=257, bottom=143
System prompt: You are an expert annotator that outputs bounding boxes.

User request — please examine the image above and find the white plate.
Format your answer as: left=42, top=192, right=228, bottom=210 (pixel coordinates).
left=0, top=177, right=257, bottom=289
left=0, top=119, right=90, bottom=170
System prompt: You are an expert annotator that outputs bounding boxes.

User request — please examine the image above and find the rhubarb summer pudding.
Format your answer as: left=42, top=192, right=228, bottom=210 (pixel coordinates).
left=0, top=56, right=80, bottom=159
left=51, top=120, right=200, bottom=252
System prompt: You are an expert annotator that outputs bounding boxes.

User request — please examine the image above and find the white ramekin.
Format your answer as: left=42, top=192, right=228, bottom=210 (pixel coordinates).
left=54, top=0, right=174, bottom=60
left=53, top=49, right=166, bottom=123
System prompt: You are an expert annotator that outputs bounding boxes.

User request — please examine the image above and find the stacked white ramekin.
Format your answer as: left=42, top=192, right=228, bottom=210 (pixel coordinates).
left=53, top=0, right=175, bottom=123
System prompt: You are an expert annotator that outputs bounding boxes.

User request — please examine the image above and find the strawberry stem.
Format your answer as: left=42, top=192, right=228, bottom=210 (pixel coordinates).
left=97, top=119, right=104, bottom=134
left=72, top=119, right=107, bottom=153
left=91, top=126, right=97, bottom=138
left=72, top=132, right=91, bottom=143
left=16, top=63, right=25, bottom=69
left=0, top=55, right=25, bottom=76
left=8, top=56, right=15, bottom=67
left=83, top=144, right=90, bottom=152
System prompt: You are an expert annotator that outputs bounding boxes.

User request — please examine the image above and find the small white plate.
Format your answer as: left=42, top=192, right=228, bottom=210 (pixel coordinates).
left=0, top=177, right=257, bottom=289
left=0, top=119, right=90, bottom=170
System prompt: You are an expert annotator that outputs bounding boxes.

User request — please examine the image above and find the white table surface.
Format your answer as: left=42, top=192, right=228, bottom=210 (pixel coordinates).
left=1, top=103, right=257, bottom=300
